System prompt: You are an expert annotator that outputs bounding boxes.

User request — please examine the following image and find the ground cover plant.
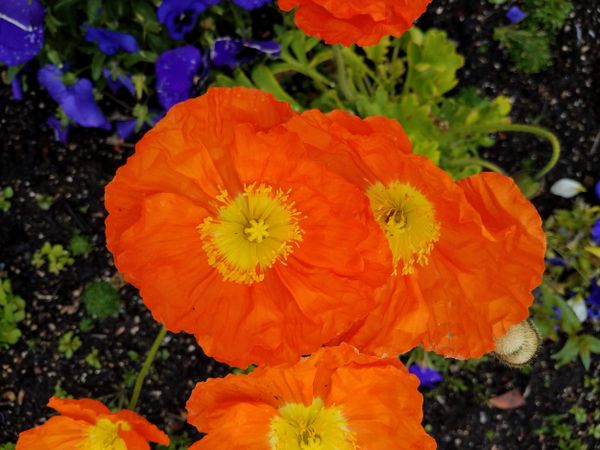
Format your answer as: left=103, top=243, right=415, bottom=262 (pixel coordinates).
left=1, top=0, right=599, bottom=449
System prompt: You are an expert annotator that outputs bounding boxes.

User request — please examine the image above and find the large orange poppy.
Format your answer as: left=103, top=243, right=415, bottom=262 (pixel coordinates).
left=105, top=88, right=391, bottom=367
left=278, top=0, right=433, bottom=46
left=15, top=397, right=169, bottom=450
left=186, top=344, right=436, bottom=449
left=284, top=109, right=546, bottom=358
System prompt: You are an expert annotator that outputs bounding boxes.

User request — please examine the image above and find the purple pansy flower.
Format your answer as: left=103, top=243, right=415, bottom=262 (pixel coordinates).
left=0, top=0, right=45, bottom=66
left=47, top=117, right=70, bottom=144
left=11, top=76, right=23, bottom=100
left=592, top=219, right=600, bottom=246
left=115, top=119, right=138, bottom=141
left=232, top=0, right=272, bottom=9
left=211, top=37, right=280, bottom=68
left=38, top=65, right=110, bottom=130
left=408, top=364, right=443, bottom=389
left=545, top=257, right=568, bottom=268
left=595, top=181, right=600, bottom=200
left=506, top=6, right=527, bottom=24
left=83, top=25, right=139, bottom=56
left=587, top=281, right=600, bottom=319
left=157, top=0, right=220, bottom=40
left=156, top=45, right=204, bottom=110
left=102, top=68, right=135, bottom=95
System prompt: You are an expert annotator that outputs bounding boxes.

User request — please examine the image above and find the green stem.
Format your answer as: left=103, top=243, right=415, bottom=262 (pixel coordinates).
left=332, top=45, right=354, bottom=102
left=128, top=325, right=167, bottom=411
left=446, top=123, right=560, bottom=180
left=445, top=157, right=507, bottom=175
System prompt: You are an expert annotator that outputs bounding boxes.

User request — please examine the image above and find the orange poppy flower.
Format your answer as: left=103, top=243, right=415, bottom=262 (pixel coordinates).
left=105, top=88, right=391, bottom=367
left=186, top=344, right=436, bottom=449
left=284, top=109, right=546, bottom=358
left=15, top=397, right=169, bottom=450
left=278, top=0, right=433, bottom=47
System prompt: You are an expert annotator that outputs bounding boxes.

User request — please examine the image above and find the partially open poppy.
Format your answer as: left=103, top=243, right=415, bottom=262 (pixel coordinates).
left=105, top=88, right=391, bottom=367
left=186, top=344, right=436, bottom=449
left=284, top=109, right=546, bottom=359
left=278, top=0, right=432, bottom=46
left=15, top=397, right=169, bottom=450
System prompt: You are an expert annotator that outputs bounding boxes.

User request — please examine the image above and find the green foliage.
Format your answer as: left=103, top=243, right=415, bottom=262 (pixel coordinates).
left=524, top=0, right=573, bottom=31
left=34, top=193, right=55, bottom=211
left=531, top=200, right=600, bottom=369
left=53, top=382, right=72, bottom=399
left=0, top=278, right=26, bottom=349
left=32, top=242, right=75, bottom=274
left=58, top=331, right=82, bottom=359
left=0, top=444, right=16, bottom=450
left=69, top=231, right=93, bottom=257
left=0, top=186, right=14, bottom=213
left=85, top=348, right=102, bottom=369
left=218, top=26, right=512, bottom=179
left=494, top=0, right=572, bottom=74
left=494, top=27, right=552, bottom=74
left=82, top=281, right=121, bottom=319
left=78, top=318, right=94, bottom=332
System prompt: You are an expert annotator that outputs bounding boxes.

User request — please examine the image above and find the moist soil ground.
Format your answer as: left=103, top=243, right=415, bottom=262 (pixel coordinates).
left=1, top=0, right=599, bottom=448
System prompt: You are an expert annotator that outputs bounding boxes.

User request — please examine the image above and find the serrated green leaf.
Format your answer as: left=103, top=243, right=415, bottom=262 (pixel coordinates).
left=250, top=65, right=301, bottom=110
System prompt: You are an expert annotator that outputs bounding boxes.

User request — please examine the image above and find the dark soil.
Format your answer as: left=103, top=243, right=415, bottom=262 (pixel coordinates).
left=1, top=0, right=599, bottom=448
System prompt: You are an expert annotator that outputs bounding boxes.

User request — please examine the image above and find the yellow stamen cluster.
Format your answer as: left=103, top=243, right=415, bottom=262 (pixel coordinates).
left=269, top=398, right=357, bottom=450
left=367, top=181, right=440, bottom=275
left=82, top=418, right=129, bottom=450
left=199, top=183, right=303, bottom=284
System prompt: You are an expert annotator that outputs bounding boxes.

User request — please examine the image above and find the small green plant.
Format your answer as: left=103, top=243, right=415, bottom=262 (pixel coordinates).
left=69, top=231, right=93, bottom=257
left=82, top=281, right=121, bottom=319
left=0, top=443, right=16, bottom=450
left=34, top=193, right=55, bottom=210
left=157, top=432, right=193, bottom=450
left=58, top=331, right=82, bottom=359
left=85, top=348, right=102, bottom=369
left=0, top=186, right=14, bottom=212
left=0, top=278, right=26, bottom=349
left=494, top=0, right=572, bottom=73
left=53, top=382, right=72, bottom=399
left=532, top=199, right=600, bottom=369
left=78, top=318, right=94, bottom=332
left=32, top=242, right=75, bottom=274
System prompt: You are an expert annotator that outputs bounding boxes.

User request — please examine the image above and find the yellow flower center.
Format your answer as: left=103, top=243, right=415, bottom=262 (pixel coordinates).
left=199, top=183, right=303, bottom=284
left=269, top=398, right=357, bottom=450
left=367, top=181, right=440, bottom=275
left=81, top=418, right=129, bottom=450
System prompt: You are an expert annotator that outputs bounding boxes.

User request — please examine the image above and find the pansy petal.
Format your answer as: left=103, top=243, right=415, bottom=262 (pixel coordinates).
left=0, top=0, right=45, bottom=66
left=155, top=45, right=204, bottom=110
left=83, top=25, right=139, bottom=55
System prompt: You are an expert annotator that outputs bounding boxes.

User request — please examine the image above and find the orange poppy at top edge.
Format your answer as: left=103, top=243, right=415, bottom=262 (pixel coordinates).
left=278, top=0, right=433, bottom=47
left=105, top=87, right=392, bottom=367
left=16, top=397, right=169, bottom=450
left=186, top=344, right=437, bottom=450
left=284, top=108, right=546, bottom=359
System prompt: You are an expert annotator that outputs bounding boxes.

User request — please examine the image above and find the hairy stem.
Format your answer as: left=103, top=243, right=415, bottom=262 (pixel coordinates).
left=332, top=45, right=354, bottom=102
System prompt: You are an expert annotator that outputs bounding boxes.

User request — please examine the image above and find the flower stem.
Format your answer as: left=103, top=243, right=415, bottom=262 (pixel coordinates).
left=332, top=45, right=354, bottom=102
left=446, top=123, right=561, bottom=180
left=128, top=325, right=168, bottom=411
left=445, top=157, right=507, bottom=175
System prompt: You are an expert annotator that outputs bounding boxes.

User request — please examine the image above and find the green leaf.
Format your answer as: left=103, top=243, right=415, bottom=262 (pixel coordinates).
left=86, top=0, right=102, bottom=21
left=91, top=52, right=106, bottom=81
left=82, top=281, right=121, bottom=319
left=250, top=65, right=301, bottom=110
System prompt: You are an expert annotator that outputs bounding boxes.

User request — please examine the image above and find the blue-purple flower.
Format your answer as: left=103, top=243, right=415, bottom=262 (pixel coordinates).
left=157, top=0, right=220, bottom=40
left=102, top=68, right=135, bottom=95
left=11, top=76, right=23, bottom=100
left=211, top=37, right=280, bottom=68
left=47, top=117, right=70, bottom=144
left=587, top=281, right=600, bottom=319
left=155, top=45, right=205, bottom=110
left=83, top=25, right=139, bottom=56
left=596, top=181, right=600, bottom=200
left=408, top=364, right=443, bottom=389
left=545, top=257, right=567, bottom=268
left=38, top=65, right=110, bottom=130
left=592, top=219, right=600, bottom=246
left=0, top=0, right=45, bottom=66
left=506, top=6, right=527, bottom=24
left=232, top=0, right=272, bottom=9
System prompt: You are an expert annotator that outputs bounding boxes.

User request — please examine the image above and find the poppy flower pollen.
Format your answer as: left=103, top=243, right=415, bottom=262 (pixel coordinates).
left=367, top=181, right=440, bottom=275
left=199, top=183, right=304, bottom=284
left=269, top=398, right=356, bottom=450
left=85, top=418, right=130, bottom=449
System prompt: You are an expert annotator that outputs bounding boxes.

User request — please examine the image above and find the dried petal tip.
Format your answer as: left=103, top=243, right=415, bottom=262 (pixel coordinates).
left=494, top=320, right=541, bottom=367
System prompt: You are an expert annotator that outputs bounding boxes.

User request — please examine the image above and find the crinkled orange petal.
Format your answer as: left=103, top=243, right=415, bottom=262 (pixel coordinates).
left=114, top=410, right=170, bottom=445
left=457, top=172, right=546, bottom=337
left=16, top=416, right=88, bottom=450
left=47, top=396, right=108, bottom=423
left=278, top=0, right=432, bottom=46
left=187, top=345, right=434, bottom=449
